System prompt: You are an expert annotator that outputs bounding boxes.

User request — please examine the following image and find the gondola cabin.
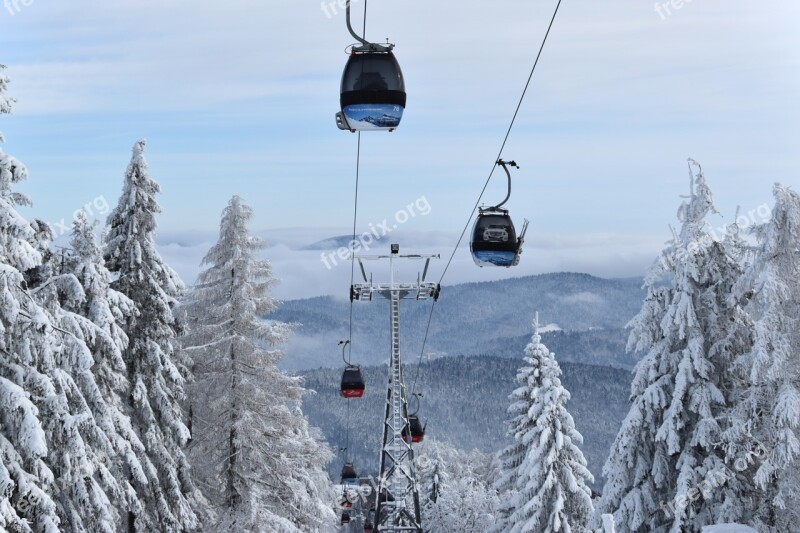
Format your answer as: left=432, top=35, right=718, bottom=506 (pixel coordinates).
left=337, top=50, right=406, bottom=132
left=402, top=415, right=425, bottom=444
left=341, top=462, right=358, bottom=484
left=341, top=366, right=365, bottom=398
left=470, top=210, right=527, bottom=268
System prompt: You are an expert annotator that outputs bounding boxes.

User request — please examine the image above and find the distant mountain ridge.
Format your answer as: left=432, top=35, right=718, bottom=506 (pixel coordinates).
left=300, top=235, right=354, bottom=251
left=272, top=272, right=646, bottom=370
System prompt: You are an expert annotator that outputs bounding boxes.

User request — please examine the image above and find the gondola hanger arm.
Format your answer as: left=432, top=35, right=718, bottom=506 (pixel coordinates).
left=339, top=339, right=351, bottom=365
left=410, top=392, right=422, bottom=416
left=492, top=158, right=519, bottom=211
left=345, top=0, right=393, bottom=52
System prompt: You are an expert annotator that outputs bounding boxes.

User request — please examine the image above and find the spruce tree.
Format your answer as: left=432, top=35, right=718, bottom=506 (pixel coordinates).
left=495, top=314, right=594, bottom=533
left=597, top=162, right=750, bottom=532
left=183, top=195, right=334, bottom=532
left=2, top=64, right=144, bottom=533
left=104, top=139, right=199, bottom=531
left=417, top=439, right=499, bottom=533
left=29, top=224, right=127, bottom=532
left=62, top=212, right=154, bottom=528
left=0, top=64, right=67, bottom=533
left=726, top=184, right=800, bottom=531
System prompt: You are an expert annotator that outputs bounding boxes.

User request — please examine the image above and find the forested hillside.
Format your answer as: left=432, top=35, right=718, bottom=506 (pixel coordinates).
left=300, top=355, right=631, bottom=489
left=475, top=327, right=638, bottom=369
left=274, top=272, right=645, bottom=370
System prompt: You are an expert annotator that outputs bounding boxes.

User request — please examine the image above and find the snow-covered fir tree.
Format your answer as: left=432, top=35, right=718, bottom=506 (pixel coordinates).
left=25, top=219, right=127, bottom=532
left=597, top=161, right=752, bottom=532
left=59, top=212, right=158, bottom=528
left=417, top=439, right=500, bottom=533
left=494, top=314, right=594, bottom=533
left=1, top=66, right=137, bottom=533
left=67, top=213, right=134, bottom=412
left=724, top=184, right=800, bottom=531
left=104, top=139, right=200, bottom=531
left=0, top=63, right=62, bottom=533
left=183, top=195, right=334, bottom=532
left=0, top=65, right=11, bottom=117
left=420, top=441, right=449, bottom=511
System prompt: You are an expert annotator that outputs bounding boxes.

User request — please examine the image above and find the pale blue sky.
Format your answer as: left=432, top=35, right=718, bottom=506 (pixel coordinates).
left=0, top=0, right=798, bottom=296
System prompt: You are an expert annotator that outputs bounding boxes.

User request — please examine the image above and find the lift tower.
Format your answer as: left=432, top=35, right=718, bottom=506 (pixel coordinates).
left=350, top=244, right=440, bottom=533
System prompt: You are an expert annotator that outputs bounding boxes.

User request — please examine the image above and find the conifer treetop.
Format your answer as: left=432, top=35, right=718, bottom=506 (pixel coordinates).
left=0, top=71, right=37, bottom=273
left=678, top=159, right=717, bottom=234
left=0, top=64, right=13, bottom=117
left=105, top=139, right=183, bottom=294
left=0, top=64, right=13, bottom=144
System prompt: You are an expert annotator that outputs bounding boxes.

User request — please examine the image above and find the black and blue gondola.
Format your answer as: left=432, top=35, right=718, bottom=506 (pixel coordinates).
left=337, top=50, right=406, bottom=132
left=470, top=210, right=522, bottom=267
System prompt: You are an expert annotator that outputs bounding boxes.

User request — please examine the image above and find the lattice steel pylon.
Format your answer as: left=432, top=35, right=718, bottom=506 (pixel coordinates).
left=350, top=244, right=440, bottom=533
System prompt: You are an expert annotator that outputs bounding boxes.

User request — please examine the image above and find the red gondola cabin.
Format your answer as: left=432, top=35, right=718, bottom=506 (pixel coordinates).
left=402, top=415, right=425, bottom=444
left=341, top=365, right=365, bottom=398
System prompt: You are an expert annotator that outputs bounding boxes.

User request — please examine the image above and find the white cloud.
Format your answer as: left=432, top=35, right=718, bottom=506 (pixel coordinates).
left=154, top=227, right=659, bottom=299
left=557, top=291, right=606, bottom=306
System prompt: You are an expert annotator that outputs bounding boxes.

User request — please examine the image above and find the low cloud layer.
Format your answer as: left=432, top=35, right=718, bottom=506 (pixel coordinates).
left=155, top=227, right=660, bottom=300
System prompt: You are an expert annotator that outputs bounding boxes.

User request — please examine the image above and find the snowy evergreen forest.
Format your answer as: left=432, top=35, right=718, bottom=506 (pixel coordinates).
left=0, top=67, right=333, bottom=532
left=300, top=357, right=631, bottom=490
left=2, top=61, right=799, bottom=533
